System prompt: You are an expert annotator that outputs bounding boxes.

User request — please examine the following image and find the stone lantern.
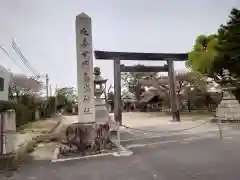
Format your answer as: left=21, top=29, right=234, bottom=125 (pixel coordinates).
left=93, top=67, right=109, bottom=124
left=214, top=69, right=240, bottom=123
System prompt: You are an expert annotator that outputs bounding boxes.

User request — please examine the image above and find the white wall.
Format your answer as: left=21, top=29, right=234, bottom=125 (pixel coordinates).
left=0, top=65, right=10, bottom=101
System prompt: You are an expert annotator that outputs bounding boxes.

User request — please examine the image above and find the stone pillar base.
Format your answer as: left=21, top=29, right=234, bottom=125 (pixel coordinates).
left=60, top=122, right=111, bottom=156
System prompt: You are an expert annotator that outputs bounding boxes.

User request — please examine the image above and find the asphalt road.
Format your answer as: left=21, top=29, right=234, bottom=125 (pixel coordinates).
left=2, top=114, right=240, bottom=180
left=2, top=132, right=240, bottom=180
left=117, top=121, right=240, bottom=148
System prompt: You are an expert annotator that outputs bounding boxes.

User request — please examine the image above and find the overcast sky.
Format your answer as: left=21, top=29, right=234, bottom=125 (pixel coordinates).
left=0, top=0, right=239, bottom=91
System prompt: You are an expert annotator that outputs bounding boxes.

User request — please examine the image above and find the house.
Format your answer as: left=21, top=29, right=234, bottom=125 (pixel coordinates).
left=121, top=93, right=137, bottom=111
left=139, top=87, right=164, bottom=112
left=0, top=65, right=10, bottom=101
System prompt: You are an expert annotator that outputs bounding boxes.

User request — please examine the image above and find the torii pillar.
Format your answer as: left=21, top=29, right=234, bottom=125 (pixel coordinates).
left=167, top=59, right=180, bottom=122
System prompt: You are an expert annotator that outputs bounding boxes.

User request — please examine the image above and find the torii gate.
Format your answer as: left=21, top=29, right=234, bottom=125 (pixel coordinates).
left=94, top=51, right=188, bottom=124
left=76, top=12, right=187, bottom=125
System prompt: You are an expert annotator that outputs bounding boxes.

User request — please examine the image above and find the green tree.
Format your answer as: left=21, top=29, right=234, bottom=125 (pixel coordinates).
left=213, top=8, right=240, bottom=77
left=56, top=87, right=76, bottom=102
left=55, top=86, right=76, bottom=111
left=186, top=34, right=218, bottom=75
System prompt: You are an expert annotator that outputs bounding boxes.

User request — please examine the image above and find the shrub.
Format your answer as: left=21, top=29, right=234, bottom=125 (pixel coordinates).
left=0, top=101, right=35, bottom=127
left=0, top=101, right=14, bottom=112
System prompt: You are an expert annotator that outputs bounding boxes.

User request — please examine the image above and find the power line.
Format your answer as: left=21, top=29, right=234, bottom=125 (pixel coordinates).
left=0, top=44, right=26, bottom=72
left=12, top=39, right=40, bottom=77
left=12, top=44, right=38, bottom=76
left=10, top=40, right=50, bottom=99
left=12, top=40, right=39, bottom=76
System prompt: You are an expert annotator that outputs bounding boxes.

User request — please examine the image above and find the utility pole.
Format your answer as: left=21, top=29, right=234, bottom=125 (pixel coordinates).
left=55, top=84, right=58, bottom=115
left=44, top=74, right=49, bottom=117
left=46, top=74, right=49, bottom=100
left=49, top=84, right=52, bottom=97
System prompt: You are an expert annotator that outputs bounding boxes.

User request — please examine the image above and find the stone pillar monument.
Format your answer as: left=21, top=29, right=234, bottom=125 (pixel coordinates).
left=59, top=13, right=111, bottom=157
left=76, top=12, right=95, bottom=123
left=59, top=12, right=97, bottom=154
left=214, top=69, right=240, bottom=122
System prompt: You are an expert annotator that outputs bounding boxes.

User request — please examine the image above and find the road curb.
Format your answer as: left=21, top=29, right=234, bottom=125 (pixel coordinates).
left=51, top=151, right=113, bottom=163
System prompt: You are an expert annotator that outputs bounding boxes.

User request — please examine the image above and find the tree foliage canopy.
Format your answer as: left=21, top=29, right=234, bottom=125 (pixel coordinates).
left=213, top=8, right=240, bottom=77
left=187, top=8, right=240, bottom=78
left=186, top=34, right=218, bottom=74
left=56, top=86, right=77, bottom=108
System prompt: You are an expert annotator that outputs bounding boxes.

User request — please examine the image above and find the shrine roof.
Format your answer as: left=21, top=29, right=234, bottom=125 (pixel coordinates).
left=94, top=50, right=188, bottom=61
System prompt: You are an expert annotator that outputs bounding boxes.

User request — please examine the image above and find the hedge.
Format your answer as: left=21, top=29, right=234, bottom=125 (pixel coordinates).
left=0, top=101, right=36, bottom=127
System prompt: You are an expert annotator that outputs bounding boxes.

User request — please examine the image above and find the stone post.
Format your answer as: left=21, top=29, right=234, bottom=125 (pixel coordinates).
left=72, top=107, right=76, bottom=114
left=0, top=110, right=16, bottom=155
left=76, top=12, right=95, bottom=123
left=35, top=110, right=40, bottom=120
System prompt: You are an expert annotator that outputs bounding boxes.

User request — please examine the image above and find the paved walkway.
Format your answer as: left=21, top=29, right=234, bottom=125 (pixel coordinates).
left=116, top=112, right=240, bottom=149
left=15, top=117, right=61, bottom=150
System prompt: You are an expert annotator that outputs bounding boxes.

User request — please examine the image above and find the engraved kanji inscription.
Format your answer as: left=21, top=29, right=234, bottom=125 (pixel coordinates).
left=84, top=88, right=90, bottom=93
left=84, top=72, right=90, bottom=82
left=84, top=107, right=90, bottom=113
left=83, top=95, right=89, bottom=101
left=82, top=59, right=89, bottom=66
left=83, top=83, right=90, bottom=93
left=84, top=83, right=90, bottom=89
left=81, top=51, right=90, bottom=58
left=81, top=38, right=89, bottom=48
left=80, top=28, right=89, bottom=36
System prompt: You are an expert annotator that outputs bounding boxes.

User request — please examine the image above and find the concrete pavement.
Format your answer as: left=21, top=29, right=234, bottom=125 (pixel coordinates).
left=3, top=135, right=240, bottom=180
left=3, top=113, right=240, bottom=179
left=117, top=112, right=240, bottom=148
